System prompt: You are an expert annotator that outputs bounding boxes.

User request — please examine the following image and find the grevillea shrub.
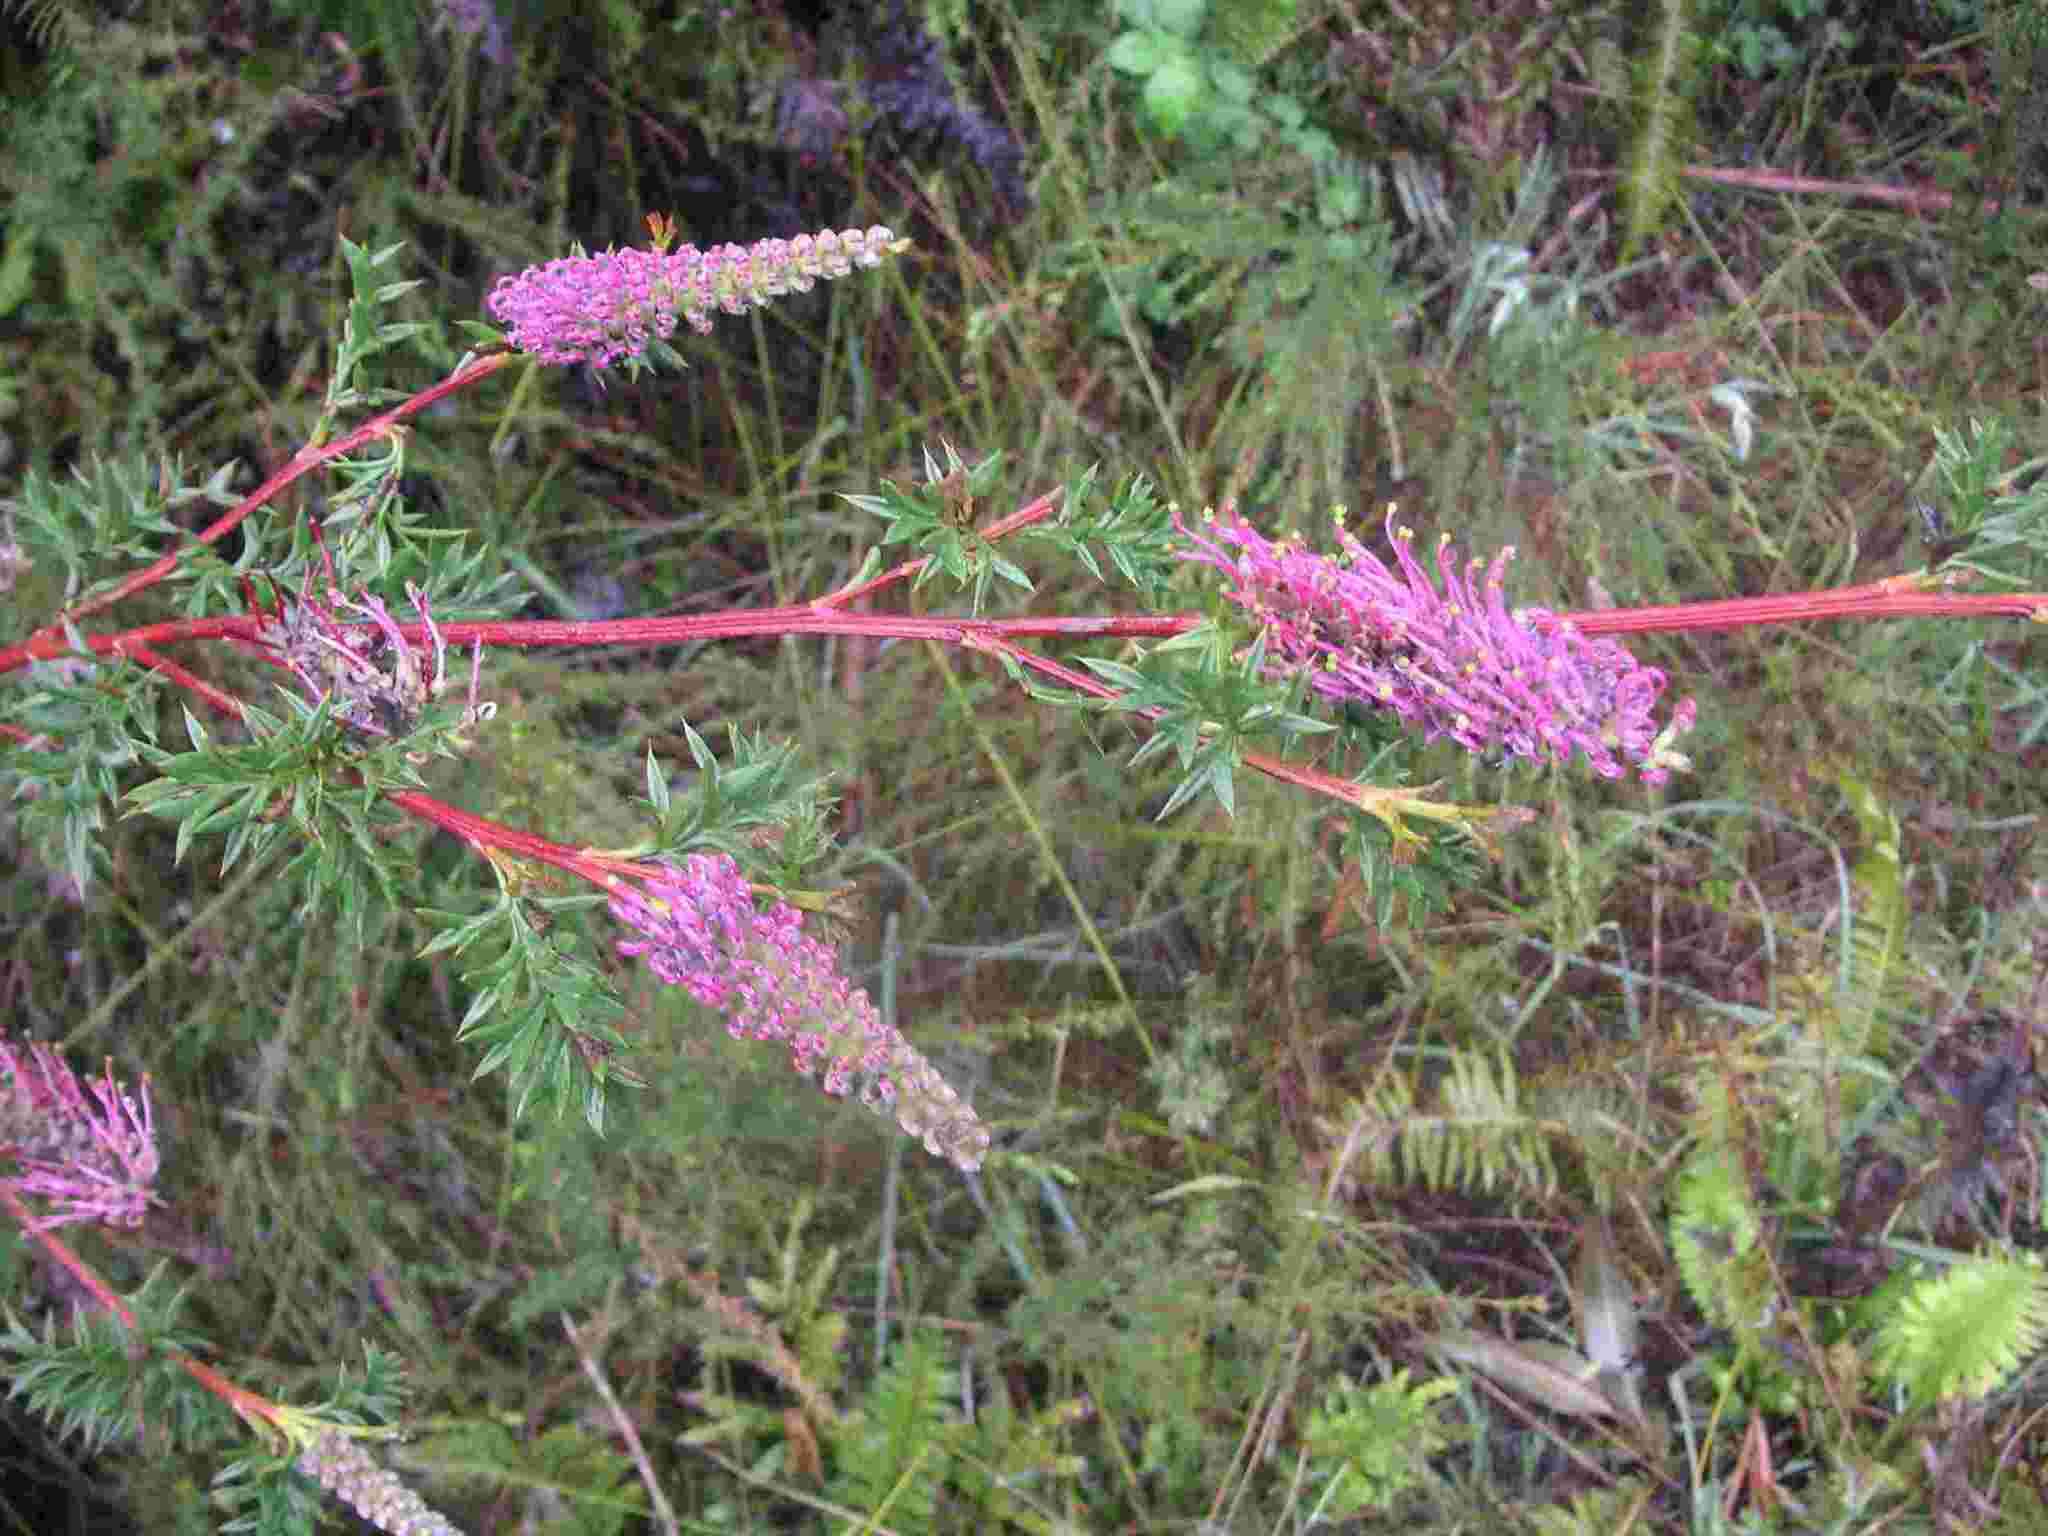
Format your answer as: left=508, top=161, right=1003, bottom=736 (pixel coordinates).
left=3, top=222, right=2045, bottom=1535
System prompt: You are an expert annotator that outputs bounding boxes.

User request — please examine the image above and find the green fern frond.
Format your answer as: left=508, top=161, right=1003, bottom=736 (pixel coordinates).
left=1876, top=1253, right=2048, bottom=1406
left=983, top=1001, right=1137, bottom=1043
left=1620, top=0, right=1703, bottom=257
left=1769, top=774, right=1908, bottom=1157
left=827, top=1327, right=955, bottom=1536
left=1303, top=1369, right=1459, bottom=1517
left=1346, top=1048, right=1561, bottom=1197
left=1830, top=772, right=1906, bottom=1062
left=1669, top=1148, right=1767, bottom=1331
left=1, top=0, right=75, bottom=50
left=1527, top=1481, right=1657, bottom=1536
left=1530, top=1060, right=1642, bottom=1210
left=956, top=1389, right=1089, bottom=1530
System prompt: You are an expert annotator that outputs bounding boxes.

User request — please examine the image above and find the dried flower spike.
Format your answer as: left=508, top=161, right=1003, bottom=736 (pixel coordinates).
left=1179, top=506, right=1697, bottom=783
left=0, top=1041, right=159, bottom=1230
left=261, top=570, right=491, bottom=751
left=610, top=853, right=991, bottom=1172
left=487, top=226, right=908, bottom=370
left=297, top=1429, right=464, bottom=1536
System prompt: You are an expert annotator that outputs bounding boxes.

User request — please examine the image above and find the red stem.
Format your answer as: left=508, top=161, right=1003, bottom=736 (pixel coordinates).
left=1550, top=580, right=2048, bottom=636
left=25, top=352, right=513, bottom=644
left=1679, top=164, right=1994, bottom=219
left=0, top=1185, right=287, bottom=1433
left=4, top=416, right=2041, bottom=878
left=7, top=580, right=2040, bottom=683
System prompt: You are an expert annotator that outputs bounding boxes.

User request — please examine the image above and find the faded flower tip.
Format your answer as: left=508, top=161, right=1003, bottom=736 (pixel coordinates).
left=488, top=225, right=904, bottom=370
left=297, top=1430, right=465, bottom=1536
left=610, top=853, right=991, bottom=1172
left=0, top=1041, right=159, bottom=1231
left=1177, top=507, right=1698, bottom=784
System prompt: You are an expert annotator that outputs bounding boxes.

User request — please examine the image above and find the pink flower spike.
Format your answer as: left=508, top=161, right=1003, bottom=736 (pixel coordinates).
left=487, top=225, right=907, bottom=370
left=609, top=853, right=991, bottom=1172
left=1176, top=506, right=1697, bottom=784
left=0, top=1042, right=160, bottom=1231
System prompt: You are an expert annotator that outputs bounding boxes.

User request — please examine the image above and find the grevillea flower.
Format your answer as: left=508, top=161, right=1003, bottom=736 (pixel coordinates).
left=433, top=0, right=505, bottom=62
left=1178, top=506, right=1697, bottom=783
left=296, top=1430, right=463, bottom=1536
left=260, top=573, right=493, bottom=754
left=0, top=1041, right=159, bottom=1230
left=610, top=853, right=991, bottom=1173
left=486, top=226, right=907, bottom=370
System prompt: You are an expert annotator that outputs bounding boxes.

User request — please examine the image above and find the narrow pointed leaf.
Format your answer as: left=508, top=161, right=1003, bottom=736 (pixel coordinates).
left=1426, top=1330, right=1616, bottom=1418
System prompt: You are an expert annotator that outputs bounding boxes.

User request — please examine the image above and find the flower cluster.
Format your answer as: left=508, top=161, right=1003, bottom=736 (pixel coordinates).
left=0, top=1040, right=159, bottom=1230
left=1179, top=507, right=1697, bottom=783
left=260, top=574, right=492, bottom=751
left=776, top=76, right=851, bottom=163
left=432, top=0, right=505, bottom=62
left=864, top=3, right=1032, bottom=215
left=296, top=1430, right=463, bottom=1536
left=486, top=227, right=907, bottom=370
left=609, top=853, right=991, bottom=1173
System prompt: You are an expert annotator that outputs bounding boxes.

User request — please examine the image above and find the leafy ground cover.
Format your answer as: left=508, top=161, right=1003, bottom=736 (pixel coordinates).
left=3, top=0, right=2048, bottom=1531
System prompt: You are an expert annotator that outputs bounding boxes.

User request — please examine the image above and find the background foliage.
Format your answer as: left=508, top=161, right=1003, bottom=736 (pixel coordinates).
left=3, top=0, right=2048, bottom=1530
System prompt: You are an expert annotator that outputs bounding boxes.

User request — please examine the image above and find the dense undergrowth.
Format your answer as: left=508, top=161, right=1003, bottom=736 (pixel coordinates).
left=3, top=0, right=2048, bottom=1531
